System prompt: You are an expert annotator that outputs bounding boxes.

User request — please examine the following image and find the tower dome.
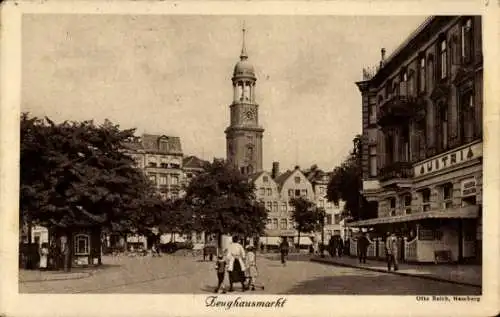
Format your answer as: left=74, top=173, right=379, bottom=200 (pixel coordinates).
left=232, top=24, right=256, bottom=79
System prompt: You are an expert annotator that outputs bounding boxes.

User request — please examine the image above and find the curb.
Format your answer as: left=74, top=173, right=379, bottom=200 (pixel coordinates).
left=20, top=271, right=93, bottom=283
left=310, top=258, right=481, bottom=288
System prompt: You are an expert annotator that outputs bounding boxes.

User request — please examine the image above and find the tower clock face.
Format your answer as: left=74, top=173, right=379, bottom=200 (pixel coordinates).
left=242, top=109, right=255, bottom=122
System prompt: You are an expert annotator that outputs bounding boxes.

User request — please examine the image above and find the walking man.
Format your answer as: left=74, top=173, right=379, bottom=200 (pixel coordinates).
left=357, top=233, right=369, bottom=264
left=385, top=232, right=399, bottom=271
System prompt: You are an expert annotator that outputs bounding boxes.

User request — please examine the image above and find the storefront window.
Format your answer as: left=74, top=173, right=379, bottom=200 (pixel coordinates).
left=74, top=234, right=90, bottom=255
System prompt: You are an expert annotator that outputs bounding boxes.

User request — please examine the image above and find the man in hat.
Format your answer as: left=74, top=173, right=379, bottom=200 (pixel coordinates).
left=385, top=232, right=399, bottom=271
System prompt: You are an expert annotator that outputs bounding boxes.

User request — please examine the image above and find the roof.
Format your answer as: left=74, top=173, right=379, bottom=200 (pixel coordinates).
left=274, top=169, right=295, bottom=189
left=369, top=16, right=456, bottom=85
left=248, top=171, right=266, bottom=183
left=183, top=155, right=209, bottom=170
left=123, top=134, right=183, bottom=155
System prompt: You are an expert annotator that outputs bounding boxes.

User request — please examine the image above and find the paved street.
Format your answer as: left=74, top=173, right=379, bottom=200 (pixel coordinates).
left=19, top=254, right=480, bottom=295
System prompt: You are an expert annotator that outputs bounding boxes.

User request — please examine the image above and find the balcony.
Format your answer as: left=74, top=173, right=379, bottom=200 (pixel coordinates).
left=377, top=92, right=425, bottom=127
left=379, top=161, right=414, bottom=187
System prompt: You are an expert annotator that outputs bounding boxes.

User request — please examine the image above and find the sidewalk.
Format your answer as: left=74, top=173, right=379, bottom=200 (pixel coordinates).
left=311, top=255, right=481, bottom=288
left=19, top=269, right=93, bottom=283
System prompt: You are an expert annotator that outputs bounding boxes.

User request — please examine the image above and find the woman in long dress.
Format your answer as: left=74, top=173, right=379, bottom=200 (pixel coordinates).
left=39, top=242, right=49, bottom=270
left=226, top=236, right=247, bottom=292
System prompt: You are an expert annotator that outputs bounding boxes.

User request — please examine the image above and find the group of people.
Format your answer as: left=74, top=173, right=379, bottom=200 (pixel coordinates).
left=327, top=235, right=345, bottom=257
left=213, top=236, right=263, bottom=293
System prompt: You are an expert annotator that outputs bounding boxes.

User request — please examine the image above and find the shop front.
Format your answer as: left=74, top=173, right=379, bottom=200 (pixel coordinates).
left=348, top=205, right=479, bottom=263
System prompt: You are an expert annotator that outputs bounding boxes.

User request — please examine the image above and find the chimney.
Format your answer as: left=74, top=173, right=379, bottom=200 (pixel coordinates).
left=380, top=48, right=386, bottom=68
left=294, top=165, right=300, bottom=170
left=272, top=161, right=280, bottom=179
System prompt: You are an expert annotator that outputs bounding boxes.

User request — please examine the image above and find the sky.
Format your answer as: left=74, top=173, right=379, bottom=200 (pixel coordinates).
left=22, top=14, right=426, bottom=172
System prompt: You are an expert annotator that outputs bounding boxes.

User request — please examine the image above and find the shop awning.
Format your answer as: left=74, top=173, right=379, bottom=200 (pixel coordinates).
left=348, top=205, right=479, bottom=227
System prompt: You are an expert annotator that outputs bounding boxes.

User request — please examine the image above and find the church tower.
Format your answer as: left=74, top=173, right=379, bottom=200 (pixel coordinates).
left=225, top=25, right=264, bottom=175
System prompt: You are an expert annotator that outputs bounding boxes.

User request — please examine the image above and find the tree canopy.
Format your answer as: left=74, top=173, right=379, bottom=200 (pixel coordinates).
left=20, top=113, right=162, bottom=235
left=289, top=197, right=324, bottom=246
left=326, top=134, right=377, bottom=222
left=183, top=160, right=267, bottom=238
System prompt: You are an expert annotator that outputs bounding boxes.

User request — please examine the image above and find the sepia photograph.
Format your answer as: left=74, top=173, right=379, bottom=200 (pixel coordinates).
left=1, top=1, right=499, bottom=317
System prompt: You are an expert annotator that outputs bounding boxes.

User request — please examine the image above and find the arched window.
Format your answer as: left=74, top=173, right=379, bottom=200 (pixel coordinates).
left=74, top=234, right=90, bottom=255
left=246, top=145, right=254, bottom=161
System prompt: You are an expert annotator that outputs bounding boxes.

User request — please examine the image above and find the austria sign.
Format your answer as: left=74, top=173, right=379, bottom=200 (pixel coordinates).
left=414, top=141, right=482, bottom=178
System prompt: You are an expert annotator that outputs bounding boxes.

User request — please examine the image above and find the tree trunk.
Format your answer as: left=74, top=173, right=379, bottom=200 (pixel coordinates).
left=27, top=218, right=32, bottom=244
left=297, top=231, right=301, bottom=251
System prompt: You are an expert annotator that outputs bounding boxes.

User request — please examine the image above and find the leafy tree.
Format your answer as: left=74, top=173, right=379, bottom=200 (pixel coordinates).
left=20, top=113, right=161, bottom=269
left=289, top=197, right=324, bottom=248
left=183, top=160, right=267, bottom=247
left=326, top=134, right=377, bottom=222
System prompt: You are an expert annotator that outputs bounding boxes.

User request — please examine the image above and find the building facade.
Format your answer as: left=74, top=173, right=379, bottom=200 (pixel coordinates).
left=124, top=134, right=184, bottom=200
left=252, top=164, right=345, bottom=248
left=225, top=26, right=264, bottom=175
left=351, top=16, right=482, bottom=263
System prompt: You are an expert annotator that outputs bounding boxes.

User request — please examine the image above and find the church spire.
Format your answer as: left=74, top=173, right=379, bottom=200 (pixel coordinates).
left=240, top=21, right=248, bottom=61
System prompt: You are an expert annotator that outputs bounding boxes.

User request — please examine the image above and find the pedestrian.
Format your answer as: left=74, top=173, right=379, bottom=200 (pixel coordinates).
left=357, top=233, right=369, bottom=264
left=385, top=232, right=399, bottom=271
left=328, top=236, right=334, bottom=257
left=226, top=236, right=247, bottom=292
left=39, top=242, right=49, bottom=270
left=214, top=253, right=227, bottom=294
left=338, top=237, right=344, bottom=257
left=279, top=237, right=289, bottom=267
left=244, top=245, right=260, bottom=291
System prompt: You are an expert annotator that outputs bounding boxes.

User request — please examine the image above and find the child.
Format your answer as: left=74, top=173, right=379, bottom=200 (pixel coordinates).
left=214, top=254, right=227, bottom=294
left=245, top=245, right=260, bottom=291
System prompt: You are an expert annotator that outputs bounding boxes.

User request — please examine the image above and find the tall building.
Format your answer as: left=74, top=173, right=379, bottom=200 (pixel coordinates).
left=222, top=26, right=345, bottom=248
left=225, top=26, right=264, bottom=175
left=124, top=134, right=184, bottom=200
left=351, top=16, right=482, bottom=263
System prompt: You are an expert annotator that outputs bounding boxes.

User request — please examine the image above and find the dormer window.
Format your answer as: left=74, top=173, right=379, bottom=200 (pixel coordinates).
left=158, top=136, right=170, bottom=152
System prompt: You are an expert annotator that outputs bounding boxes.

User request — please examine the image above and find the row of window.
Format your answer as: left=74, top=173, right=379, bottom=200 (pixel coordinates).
left=148, top=173, right=180, bottom=186
left=369, top=89, right=478, bottom=177
left=263, top=200, right=335, bottom=213
left=267, top=218, right=294, bottom=230
left=371, top=17, right=475, bottom=114
left=385, top=182, right=477, bottom=216
left=258, top=187, right=329, bottom=199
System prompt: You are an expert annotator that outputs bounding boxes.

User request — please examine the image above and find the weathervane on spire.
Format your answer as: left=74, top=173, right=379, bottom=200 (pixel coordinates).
left=240, top=21, right=248, bottom=60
